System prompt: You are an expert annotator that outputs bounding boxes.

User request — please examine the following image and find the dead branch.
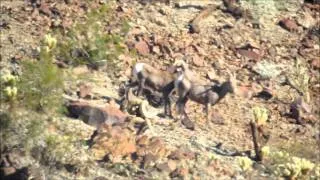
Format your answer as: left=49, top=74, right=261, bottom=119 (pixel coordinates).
left=250, top=121, right=263, bottom=161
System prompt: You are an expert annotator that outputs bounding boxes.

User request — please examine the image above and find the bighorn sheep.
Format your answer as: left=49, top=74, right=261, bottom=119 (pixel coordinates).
left=174, top=62, right=237, bottom=121
left=124, top=62, right=178, bottom=117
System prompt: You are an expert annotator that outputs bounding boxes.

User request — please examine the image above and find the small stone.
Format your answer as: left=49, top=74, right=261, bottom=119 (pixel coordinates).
left=168, top=148, right=196, bottom=160
left=134, top=41, right=150, bottom=56
left=207, top=71, right=216, bottom=81
left=39, top=3, right=52, bottom=16
left=236, top=85, right=253, bottom=99
left=192, top=55, right=204, bottom=67
left=152, top=16, right=168, bottom=27
left=78, top=83, right=92, bottom=98
left=211, top=110, right=225, bottom=125
left=170, top=167, right=189, bottom=178
left=311, top=58, right=320, bottom=69
left=278, top=18, right=299, bottom=32
left=1, top=167, right=16, bottom=176
left=152, top=45, right=161, bottom=54
left=143, top=153, right=157, bottom=168
left=136, top=135, right=149, bottom=146
left=156, top=160, right=177, bottom=173
left=297, top=11, right=316, bottom=29
left=72, top=66, right=89, bottom=75
left=182, top=116, right=195, bottom=130
left=237, top=49, right=260, bottom=61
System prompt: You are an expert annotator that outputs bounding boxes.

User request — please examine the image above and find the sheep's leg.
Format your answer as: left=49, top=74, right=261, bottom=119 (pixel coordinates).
left=164, top=95, right=173, bottom=118
left=205, top=103, right=209, bottom=122
left=163, top=83, right=175, bottom=118
left=207, top=91, right=219, bottom=123
left=137, top=78, right=145, bottom=96
left=177, top=96, right=188, bottom=121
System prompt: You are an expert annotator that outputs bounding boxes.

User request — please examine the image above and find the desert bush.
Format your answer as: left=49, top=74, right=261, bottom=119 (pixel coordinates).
left=18, top=35, right=64, bottom=113
left=286, top=58, right=311, bottom=102
left=0, top=34, right=64, bottom=155
left=42, top=118, right=95, bottom=172
left=53, top=4, right=129, bottom=74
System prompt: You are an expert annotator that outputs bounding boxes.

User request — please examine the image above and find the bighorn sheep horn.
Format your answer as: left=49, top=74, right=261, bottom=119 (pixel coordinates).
left=126, top=88, right=161, bottom=119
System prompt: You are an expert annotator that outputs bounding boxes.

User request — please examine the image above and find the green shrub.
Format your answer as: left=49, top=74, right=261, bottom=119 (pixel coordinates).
left=18, top=35, right=64, bottom=113
left=53, top=4, right=129, bottom=74
left=0, top=112, right=12, bottom=151
left=286, top=58, right=310, bottom=102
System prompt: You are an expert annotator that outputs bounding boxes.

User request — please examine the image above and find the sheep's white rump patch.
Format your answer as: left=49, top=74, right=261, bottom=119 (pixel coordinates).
left=174, top=74, right=184, bottom=88
left=133, top=63, right=144, bottom=79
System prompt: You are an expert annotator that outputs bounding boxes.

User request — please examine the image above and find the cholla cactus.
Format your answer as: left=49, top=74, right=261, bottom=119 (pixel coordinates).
left=252, top=106, right=268, bottom=126
left=261, top=146, right=270, bottom=157
left=43, top=34, right=57, bottom=50
left=264, top=148, right=317, bottom=178
left=1, top=71, right=19, bottom=101
left=1, top=74, right=18, bottom=85
left=3, top=86, right=17, bottom=99
left=237, top=156, right=253, bottom=172
left=314, top=165, right=320, bottom=177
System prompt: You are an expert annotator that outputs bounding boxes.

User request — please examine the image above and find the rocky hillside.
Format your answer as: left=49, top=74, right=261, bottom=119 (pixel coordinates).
left=0, top=0, right=319, bottom=179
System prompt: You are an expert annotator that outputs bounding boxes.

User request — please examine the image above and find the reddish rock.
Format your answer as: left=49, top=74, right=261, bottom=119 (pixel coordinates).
left=210, top=110, right=225, bottom=125
left=142, top=153, right=157, bottom=168
left=192, top=45, right=208, bottom=56
left=136, top=135, right=149, bottom=146
left=304, top=3, right=320, bottom=10
left=168, top=148, right=196, bottom=160
left=170, top=167, right=189, bottom=178
left=279, top=18, right=299, bottom=32
left=39, top=3, right=52, bottom=16
left=136, top=137, right=169, bottom=166
left=289, top=97, right=314, bottom=125
left=1, top=167, right=16, bottom=176
left=134, top=41, right=150, bottom=55
left=311, top=58, right=320, bottom=69
left=236, top=85, right=253, bottom=99
left=62, top=18, right=73, bottom=29
left=192, top=55, right=204, bottom=67
left=67, top=101, right=127, bottom=128
left=91, top=124, right=136, bottom=161
left=237, top=49, right=260, bottom=61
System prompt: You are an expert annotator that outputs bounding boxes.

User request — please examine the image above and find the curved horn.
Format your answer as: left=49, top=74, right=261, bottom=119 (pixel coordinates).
left=139, top=100, right=160, bottom=119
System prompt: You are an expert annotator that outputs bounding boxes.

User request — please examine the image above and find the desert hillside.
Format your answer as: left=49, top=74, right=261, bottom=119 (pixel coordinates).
left=0, top=0, right=319, bottom=179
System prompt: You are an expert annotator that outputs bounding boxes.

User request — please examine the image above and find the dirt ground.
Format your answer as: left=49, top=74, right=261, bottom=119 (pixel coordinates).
left=1, top=0, right=319, bottom=179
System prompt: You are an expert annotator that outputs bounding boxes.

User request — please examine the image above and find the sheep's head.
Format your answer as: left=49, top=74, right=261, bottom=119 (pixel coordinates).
left=172, top=60, right=189, bottom=74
